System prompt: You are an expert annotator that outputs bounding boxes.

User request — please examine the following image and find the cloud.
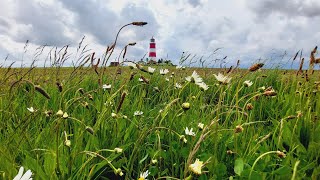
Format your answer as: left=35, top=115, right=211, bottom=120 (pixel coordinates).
left=248, top=0, right=320, bottom=19
left=58, top=0, right=119, bottom=45
left=187, top=0, right=202, bottom=7
left=0, top=0, right=319, bottom=69
left=8, top=0, right=76, bottom=46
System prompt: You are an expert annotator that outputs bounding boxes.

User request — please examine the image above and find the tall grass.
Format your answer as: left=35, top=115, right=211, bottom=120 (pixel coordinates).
left=0, top=23, right=320, bottom=179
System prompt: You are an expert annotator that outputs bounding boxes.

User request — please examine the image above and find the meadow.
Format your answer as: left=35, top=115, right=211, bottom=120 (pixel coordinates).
left=0, top=22, right=320, bottom=180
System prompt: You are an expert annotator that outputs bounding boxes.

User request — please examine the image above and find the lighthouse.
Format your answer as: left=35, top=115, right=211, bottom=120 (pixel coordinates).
left=149, top=37, right=156, bottom=63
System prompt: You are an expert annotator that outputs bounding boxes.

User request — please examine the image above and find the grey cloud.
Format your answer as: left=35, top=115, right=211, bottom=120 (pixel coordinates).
left=11, top=0, right=74, bottom=46
left=119, top=3, right=160, bottom=45
left=59, top=0, right=119, bottom=45
left=248, top=0, right=320, bottom=18
left=187, top=0, right=201, bottom=7
left=0, top=16, right=10, bottom=34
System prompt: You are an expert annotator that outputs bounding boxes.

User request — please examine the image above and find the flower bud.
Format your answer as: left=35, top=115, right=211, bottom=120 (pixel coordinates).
left=182, top=102, right=190, bottom=110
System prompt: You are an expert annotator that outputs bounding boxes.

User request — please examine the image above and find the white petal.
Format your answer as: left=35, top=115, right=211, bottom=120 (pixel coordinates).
left=13, top=167, right=24, bottom=180
left=20, top=170, right=32, bottom=180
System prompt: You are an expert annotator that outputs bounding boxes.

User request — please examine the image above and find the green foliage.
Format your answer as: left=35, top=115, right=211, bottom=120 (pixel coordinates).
left=0, top=67, right=320, bottom=179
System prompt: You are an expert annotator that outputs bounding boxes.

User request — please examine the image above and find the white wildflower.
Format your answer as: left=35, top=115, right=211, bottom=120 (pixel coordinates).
left=160, top=69, right=169, bottom=75
left=102, top=84, right=111, bottom=90
left=243, top=80, right=253, bottom=87
left=185, top=71, right=203, bottom=84
left=176, top=65, right=185, bottom=70
left=138, top=170, right=150, bottom=180
left=148, top=67, right=155, bottom=74
left=13, top=167, right=32, bottom=180
left=27, top=107, right=35, bottom=113
left=175, top=83, right=182, bottom=89
left=134, top=111, right=143, bottom=116
left=126, top=62, right=137, bottom=69
left=185, top=127, right=196, bottom=136
left=213, top=73, right=231, bottom=84
left=196, top=82, right=209, bottom=91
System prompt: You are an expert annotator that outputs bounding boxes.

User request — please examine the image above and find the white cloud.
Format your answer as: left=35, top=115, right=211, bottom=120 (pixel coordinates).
left=0, top=0, right=319, bottom=69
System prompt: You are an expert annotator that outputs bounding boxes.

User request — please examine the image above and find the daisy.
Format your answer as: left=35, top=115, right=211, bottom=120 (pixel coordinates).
left=185, top=127, right=196, bottom=136
left=196, top=82, right=209, bottom=91
left=159, top=69, right=169, bottom=75
left=148, top=67, right=155, bottom=74
left=213, top=73, right=231, bottom=84
left=189, top=159, right=203, bottom=175
left=27, top=107, right=35, bottom=113
left=138, top=78, right=144, bottom=82
left=185, top=71, right=203, bottom=84
left=243, top=80, right=253, bottom=87
left=134, top=111, right=144, bottom=116
left=13, top=167, right=32, bottom=180
left=175, top=83, right=182, bottom=89
left=138, top=170, right=150, bottom=180
left=126, top=62, right=137, bottom=69
left=176, top=65, right=186, bottom=70
left=102, top=84, right=111, bottom=90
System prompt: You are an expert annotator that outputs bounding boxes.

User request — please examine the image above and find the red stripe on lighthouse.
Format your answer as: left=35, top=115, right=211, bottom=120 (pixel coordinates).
left=150, top=43, right=156, bottom=48
left=149, top=52, right=156, bottom=57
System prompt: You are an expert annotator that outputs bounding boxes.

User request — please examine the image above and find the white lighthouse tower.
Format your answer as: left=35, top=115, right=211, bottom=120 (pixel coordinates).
left=149, top=37, right=156, bottom=63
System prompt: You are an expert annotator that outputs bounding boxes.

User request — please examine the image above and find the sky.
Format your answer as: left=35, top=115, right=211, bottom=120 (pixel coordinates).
left=0, top=0, right=320, bottom=68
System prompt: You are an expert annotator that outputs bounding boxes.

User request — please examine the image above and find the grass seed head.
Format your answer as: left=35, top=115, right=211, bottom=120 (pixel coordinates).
left=56, top=82, right=63, bottom=92
left=78, top=88, right=85, bottom=94
left=226, top=150, right=234, bottom=155
left=88, top=94, right=93, bottom=101
left=35, top=85, right=51, bottom=99
left=263, top=90, right=277, bottom=96
left=286, top=115, right=296, bottom=120
left=85, top=126, right=94, bottom=135
left=246, top=103, right=254, bottom=111
left=249, top=63, right=264, bottom=72
left=276, top=150, right=286, bottom=158
left=44, top=110, right=53, bottom=117
left=234, top=125, right=244, bottom=133
left=131, top=21, right=148, bottom=26
left=82, top=101, right=89, bottom=109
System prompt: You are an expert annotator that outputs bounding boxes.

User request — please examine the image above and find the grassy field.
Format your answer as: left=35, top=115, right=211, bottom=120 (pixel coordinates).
left=0, top=64, right=319, bottom=180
